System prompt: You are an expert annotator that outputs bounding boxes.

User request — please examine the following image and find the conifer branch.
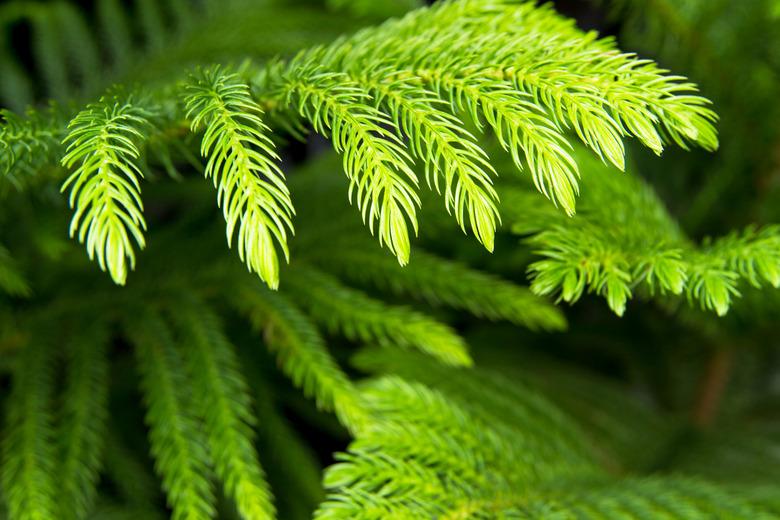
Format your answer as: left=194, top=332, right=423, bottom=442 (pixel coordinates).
left=127, top=312, right=216, bottom=520
left=263, top=57, right=420, bottom=265
left=61, top=97, right=153, bottom=285
left=283, top=264, right=472, bottom=366
left=169, top=296, right=275, bottom=520
left=305, top=239, right=566, bottom=330
left=186, top=67, right=294, bottom=289
left=231, top=281, right=370, bottom=434
left=1, top=337, right=58, bottom=520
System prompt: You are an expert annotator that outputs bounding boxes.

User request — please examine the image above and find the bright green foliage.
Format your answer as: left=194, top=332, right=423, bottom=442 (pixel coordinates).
left=1, top=337, right=58, bottom=520
left=2, top=0, right=720, bottom=285
left=318, top=352, right=777, bottom=519
left=0, top=0, right=778, bottom=519
left=305, top=238, right=566, bottom=330
left=352, top=349, right=593, bottom=468
left=498, top=147, right=780, bottom=315
left=128, top=312, right=216, bottom=520
left=186, top=67, right=294, bottom=289
left=61, top=98, right=153, bottom=285
left=232, top=279, right=369, bottom=434
left=284, top=264, right=472, bottom=366
left=264, top=60, right=421, bottom=265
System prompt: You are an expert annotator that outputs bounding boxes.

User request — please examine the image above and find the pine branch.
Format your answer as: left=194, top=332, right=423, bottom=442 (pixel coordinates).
left=127, top=311, right=216, bottom=520
left=263, top=56, right=420, bottom=265
left=342, top=68, right=501, bottom=251
left=283, top=264, right=472, bottom=366
left=168, top=296, right=275, bottom=520
left=185, top=66, right=294, bottom=289
left=317, top=376, right=597, bottom=519
left=2, top=0, right=723, bottom=281
left=60, top=97, right=153, bottom=285
left=319, top=370, right=774, bottom=519
left=230, top=279, right=369, bottom=434
left=352, top=348, right=593, bottom=468
left=499, top=146, right=780, bottom=315
left=304, top=239, right=566, bottom=330
left=1, top=337, right=57, bottom=520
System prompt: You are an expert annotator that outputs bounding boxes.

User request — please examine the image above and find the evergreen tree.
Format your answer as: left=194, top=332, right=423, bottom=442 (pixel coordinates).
left=0, top=0, right=778, bottom=518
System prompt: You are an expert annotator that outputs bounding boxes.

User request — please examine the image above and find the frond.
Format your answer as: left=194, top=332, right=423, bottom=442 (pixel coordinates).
left=338, top=65, right=501, bottom=251
left=318, top=372, right=774, bottom=519
left=287, top=0, right=718, bottom=218
left=58, top=323, right=111, bottom=520
left=501, top=146, right=780, bottom=315
left=167, top=295, right=275, bottom=520
left=283, top=264, right=472, bottom=366
left=305, top=237, right=565, bottom=330
left=316, top=376, right=594, bottom=519
left=1, top=337, right=58, bottom=520
left=261, top=56, right=420, bottom=265
left=229, top=278, right=369, bottom=434
left=0, top=106, right=66, bottom=191
left=351, top=348, right=593, bottom=467
left=0, top=0, right=722, bottom=281
left=185, top=66, right=294, bottom=290
left=60, top=97, right=153, bottom=285
left=126, top=311, right=216, bottom=520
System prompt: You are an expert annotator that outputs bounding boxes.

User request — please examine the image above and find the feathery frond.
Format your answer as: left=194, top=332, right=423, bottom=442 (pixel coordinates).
left=262, top=57, right=420, bottom=265
left=230, top=279, right=369, bottom=434
left=61, top=97, right=153, bottom=285
left=318, top=373, right=774, bottom=519
left=1, top=337, right=58, bottom=520
left=168, top=296, right=275, bottom=520
left=127, top=311, right=216, bottom=520
left=498, top=146, right=780, bottom=315
left=186, top=67, right=294, bottom=289
left=305, top=238, right=566, bottom=330
left=341, top=67, right=501, bottom=251
left=352, top=348, right=593, bottom=467
left=316, top=376, right=594, bottom=519
left=1, top=0, right=723, bottom=280
left=283, top=264, right=472, bottom=366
